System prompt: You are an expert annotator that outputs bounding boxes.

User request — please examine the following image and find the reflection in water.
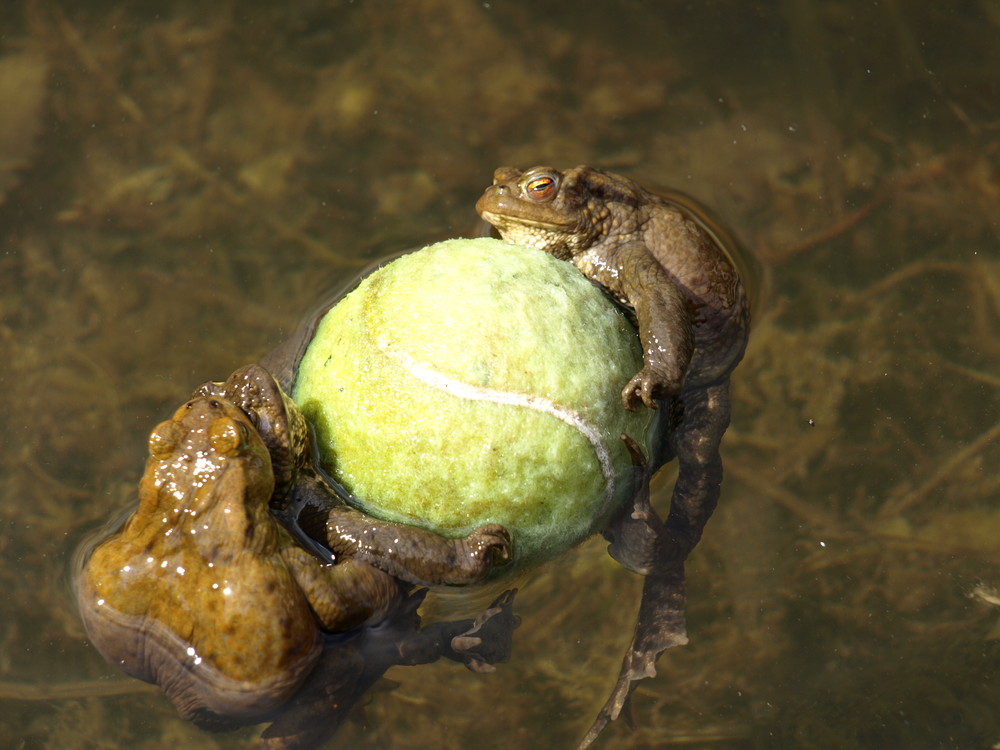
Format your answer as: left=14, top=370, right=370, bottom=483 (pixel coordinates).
left=1, top=2, right=999, bottom=748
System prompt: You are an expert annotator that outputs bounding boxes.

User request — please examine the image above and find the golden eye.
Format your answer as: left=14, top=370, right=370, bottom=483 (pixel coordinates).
left=209, top=417, right=247, bottom=457
left=148, top=420, right=183, bottom=457
left=523, top=174, right=557, bottom=201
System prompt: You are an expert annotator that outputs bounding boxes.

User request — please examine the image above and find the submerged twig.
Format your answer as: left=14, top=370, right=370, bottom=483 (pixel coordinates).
left=0, top=678, right=156, bottom=701
left=878, top=420, right=1000, bottom=521
left=727, top=461, right=841, bottom=531
left=763, top=156, right=949, bottom=263
left=942, top=361, right=1000, bottom=389
left=847, top=260, right=974, bottom=308
left=49, top=6, right=145, bottom=124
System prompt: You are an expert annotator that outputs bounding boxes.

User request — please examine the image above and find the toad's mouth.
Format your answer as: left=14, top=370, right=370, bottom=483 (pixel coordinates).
left=476, top=186, right=577, bottom=232
left=478, top=209, right=574, bottom=232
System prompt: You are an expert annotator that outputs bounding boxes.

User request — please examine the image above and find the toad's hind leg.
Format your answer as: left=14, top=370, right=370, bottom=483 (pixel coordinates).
left=577, top=561, right=687, bottom=749
left=580, top=382, right=730, bottom=748
left=283, top=546, right=403, bottom=632
left=580, top=437, right=688, bottom=749
left=664, top=380, right=730, bottom=560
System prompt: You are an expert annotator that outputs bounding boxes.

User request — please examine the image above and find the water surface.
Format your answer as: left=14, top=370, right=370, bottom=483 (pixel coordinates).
left=1, top=2, right=998, bottom=748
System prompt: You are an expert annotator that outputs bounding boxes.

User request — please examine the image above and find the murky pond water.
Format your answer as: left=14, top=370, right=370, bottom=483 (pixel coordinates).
left=2, top=2, right=999, bottom=748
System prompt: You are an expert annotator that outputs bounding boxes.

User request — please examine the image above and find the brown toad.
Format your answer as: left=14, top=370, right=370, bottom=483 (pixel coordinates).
left=76, top=394, right=403, bottom=726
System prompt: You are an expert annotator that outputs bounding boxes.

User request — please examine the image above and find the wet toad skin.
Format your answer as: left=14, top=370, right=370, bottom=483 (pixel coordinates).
left=76, top=395, right=402, bottom=725
left=196, top=364, right=513, bottom=587
left=477, top=165, right=749, bottom=411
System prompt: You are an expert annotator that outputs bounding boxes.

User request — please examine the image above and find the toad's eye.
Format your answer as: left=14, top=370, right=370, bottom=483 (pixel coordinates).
left=149, top=420, right=184, bottom=457
left=523, top=174, right=557, bottom=201
left=209, top=417, right=249, bottom=457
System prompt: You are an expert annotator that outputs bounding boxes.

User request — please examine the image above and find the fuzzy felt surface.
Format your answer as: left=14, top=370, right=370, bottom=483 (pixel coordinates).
left=295, top=238, right=652, bottom=570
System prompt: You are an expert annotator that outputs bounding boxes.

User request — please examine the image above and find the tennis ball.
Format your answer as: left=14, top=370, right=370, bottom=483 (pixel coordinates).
left=294, top=237, right=653, bottom=571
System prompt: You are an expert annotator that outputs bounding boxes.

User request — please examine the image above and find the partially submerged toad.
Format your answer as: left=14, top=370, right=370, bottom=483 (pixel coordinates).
left=477, top=165, right=752, bottom=746
left=260, top=588, right=519, bottom=750
left=77, top=384, right=518, bottom=736
left=76, top=393, right=403, bottom=726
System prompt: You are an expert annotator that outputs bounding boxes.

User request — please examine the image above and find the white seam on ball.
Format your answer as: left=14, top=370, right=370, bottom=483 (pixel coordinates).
left=383, top=344, right=616, bottom=509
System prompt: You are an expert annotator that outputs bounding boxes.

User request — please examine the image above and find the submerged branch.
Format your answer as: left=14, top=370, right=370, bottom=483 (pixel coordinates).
left=0, top=678, right=156, bottom=701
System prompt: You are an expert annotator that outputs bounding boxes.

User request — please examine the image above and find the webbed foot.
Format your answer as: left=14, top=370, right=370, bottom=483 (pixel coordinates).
left=577, top=563, right=687, bottom=749
left=448, top=589, right=520, bottom=673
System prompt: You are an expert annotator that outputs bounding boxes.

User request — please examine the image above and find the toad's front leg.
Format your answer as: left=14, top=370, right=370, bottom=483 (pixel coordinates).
left=325, top=506, right=512, bottom=587
left=586, top=241, right=695, bottom=411
left=291, top=474, right=511, bottom=586
left=398, top=588, right=520, bottom=674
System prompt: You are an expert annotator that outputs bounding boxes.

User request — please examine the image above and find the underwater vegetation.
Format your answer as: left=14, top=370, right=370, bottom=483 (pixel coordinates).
left=0, top=1, right=998, bottom=748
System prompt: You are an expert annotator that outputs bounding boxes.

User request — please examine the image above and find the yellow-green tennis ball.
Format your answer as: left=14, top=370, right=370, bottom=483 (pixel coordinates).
left=294, top=237, right=653, bottom=571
